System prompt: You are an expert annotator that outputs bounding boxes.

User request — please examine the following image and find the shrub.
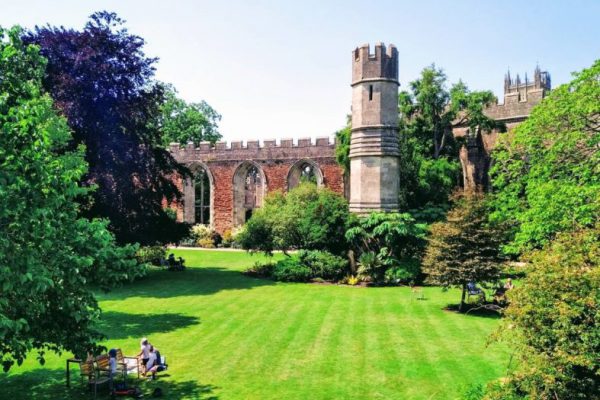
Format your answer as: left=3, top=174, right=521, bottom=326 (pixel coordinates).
left=298, top=250, right=348, bottom=280
left=191, top=224, right=214, bottom=241
left=244, top=260, right=275, bottom=278
left=197, top=238, right=215, bottom=248
left=222, top=229, right=234, bottom=247
left=239, top=183, right=351, bottom=256
left=346, top=212, right=427, bottom=283
left=485, top=226, right=599, bottom=399
left=189, top=224, right=218, bottom=247
left=356, top=251, right=381, bottom=282
left=384, top=259, right=420, bottom=285
left=272, top=257, right=313, bottom=282
left=340, top=275, right=359, bottom=286
left=135, top=245, right=167, bottom=266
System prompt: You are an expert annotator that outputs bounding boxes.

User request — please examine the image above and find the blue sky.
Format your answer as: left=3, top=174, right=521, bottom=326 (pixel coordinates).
left=1, top=0, right=598, bottom=141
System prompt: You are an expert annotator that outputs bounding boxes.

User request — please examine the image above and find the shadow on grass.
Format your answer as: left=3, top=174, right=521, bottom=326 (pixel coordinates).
left=98, top=267, right=275, bottom=300
left=444, top=303, right=503, bottom=319
left=97, top=312, right=200, bottom=340
left=0, top=368, right=219, bottom=399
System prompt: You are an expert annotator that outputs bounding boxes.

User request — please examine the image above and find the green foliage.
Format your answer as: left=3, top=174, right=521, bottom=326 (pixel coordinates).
left=158, top=84, right=221, bottom=146
left=0, top=27, right=145, bottom=372
left=461, top=384, right=485, bottom=400
left=422, top=193, right=505, bottom=309
left=398, top=65, right=502, bottom=211
left=245, top=260, right=276, bottom=278
left=485, top=226, right=599, bottom=399
left=356, top=251, right=385, bottom=282
left=384, top=259, right=421, bottom=285
left=135, top=245, right=167, bottom=266
left=272, top=256, right=313, bottom=282
left=238, top=183, right=351, bottom=256
left=489, top=59, right=600, bottom=255
left=246, top=250, right=348, bottom=282
left=298, top=250, right=348, bottom=280
left=334, top=124, right=351, bottom=173
left=345, top=212, right=427, bottom=283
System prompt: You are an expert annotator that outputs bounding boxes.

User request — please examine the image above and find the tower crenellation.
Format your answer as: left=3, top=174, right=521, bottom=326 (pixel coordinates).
left=352, top=43, right=398, bottom=84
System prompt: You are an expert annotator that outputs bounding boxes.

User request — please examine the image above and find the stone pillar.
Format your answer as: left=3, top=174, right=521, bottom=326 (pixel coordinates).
left=349, top=43, right=400, bottom=213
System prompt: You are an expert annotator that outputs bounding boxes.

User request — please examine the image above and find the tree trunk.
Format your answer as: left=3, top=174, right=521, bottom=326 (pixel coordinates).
left=459, top=283, right=467, bottom=312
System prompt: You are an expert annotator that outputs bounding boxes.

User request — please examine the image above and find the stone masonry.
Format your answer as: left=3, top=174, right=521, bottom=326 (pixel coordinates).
left=169, top=138, right=344, bottom=234
left=453, top=66, right=551, bottom=190
left=349, top=43, right=400, bottom=212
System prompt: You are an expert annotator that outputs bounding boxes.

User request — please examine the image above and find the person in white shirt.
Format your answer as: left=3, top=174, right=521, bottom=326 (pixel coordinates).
left=137, top=338, right=150, bottom=374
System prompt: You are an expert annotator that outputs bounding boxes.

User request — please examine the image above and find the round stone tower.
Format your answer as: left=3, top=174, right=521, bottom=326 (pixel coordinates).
left=349, top=43, right=400, bottom=213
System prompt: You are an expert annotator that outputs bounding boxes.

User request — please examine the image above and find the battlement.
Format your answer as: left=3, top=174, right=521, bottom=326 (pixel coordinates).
left=169, top=137, right=337, bottom=163
left=170, top=137, right=334, bottom=153
left=352, top=43, right=398, bottom=84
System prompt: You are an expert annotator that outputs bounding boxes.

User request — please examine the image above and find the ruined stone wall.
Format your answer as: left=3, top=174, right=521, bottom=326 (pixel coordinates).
left=169, top=137, right=344, bottom=234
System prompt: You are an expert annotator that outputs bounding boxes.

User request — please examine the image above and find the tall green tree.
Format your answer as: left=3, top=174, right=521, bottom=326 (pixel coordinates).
left=24, top=12, right=190, bottom=245
left=398, top=65, right=503, bottom=211
left=0, top=27, right=144, bottom=372
left=489, top=59, right=600, bottom=255
left=422, top=193, right=505, bottom=311
left=159, top=84, right=222, bottom=146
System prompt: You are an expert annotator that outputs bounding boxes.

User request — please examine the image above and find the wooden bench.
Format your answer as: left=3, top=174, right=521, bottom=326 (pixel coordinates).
left=77, top=359, right=112, bottom=400
left=116, top=348, right=140, bottom=379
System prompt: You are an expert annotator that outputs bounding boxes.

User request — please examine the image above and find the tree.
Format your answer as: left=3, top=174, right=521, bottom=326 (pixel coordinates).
left=237, top=183, right=351, bottom=256
left=24, top=12, right=190, bottom=245
left=0, top=27, right=144, bottom=372
left=158, top=84, right=221, bottom=146
left=422, top=193, right=505, bottom=311
left=490, top=59, right=600, bottom=255
left=397, top=65, right=502, bottom=212
left=485, top=226, right=599, bottom=399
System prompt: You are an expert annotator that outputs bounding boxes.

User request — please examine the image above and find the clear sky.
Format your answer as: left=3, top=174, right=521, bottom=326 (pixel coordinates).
left=1, top=0, right=598, bottom=142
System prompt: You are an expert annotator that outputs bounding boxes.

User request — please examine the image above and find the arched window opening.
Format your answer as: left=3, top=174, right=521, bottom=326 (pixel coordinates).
left=244, top=165, right=262, bottom=217
left=287, top=160, right=324, bottom=191
left=299, top=162, right=318, bottom=185
left=233, top=162, right=265, bottom=226
left=194, top=168, right=211, bottom=224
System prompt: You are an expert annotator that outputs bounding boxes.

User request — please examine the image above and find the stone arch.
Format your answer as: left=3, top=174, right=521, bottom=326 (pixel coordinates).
left=183, top=162, right=214, bottom=226
left=232, top=161, right=267, bottom=226
left=286, top=159, right=324, bottom=190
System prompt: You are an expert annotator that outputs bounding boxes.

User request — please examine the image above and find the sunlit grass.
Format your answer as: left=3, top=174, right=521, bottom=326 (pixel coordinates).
left=0, top=249, right=508, bottom=399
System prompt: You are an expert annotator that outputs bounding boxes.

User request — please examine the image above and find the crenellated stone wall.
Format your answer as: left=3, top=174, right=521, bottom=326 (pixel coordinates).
left=169, top=137, right=345, bottom=234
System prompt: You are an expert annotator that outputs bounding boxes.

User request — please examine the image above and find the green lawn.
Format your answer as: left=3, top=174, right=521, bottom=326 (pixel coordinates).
left=0, top=250, right=509, bottom=399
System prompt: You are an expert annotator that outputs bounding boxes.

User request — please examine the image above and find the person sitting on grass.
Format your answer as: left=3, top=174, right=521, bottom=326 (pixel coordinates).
left=143, top=346, right=166, bottom=380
